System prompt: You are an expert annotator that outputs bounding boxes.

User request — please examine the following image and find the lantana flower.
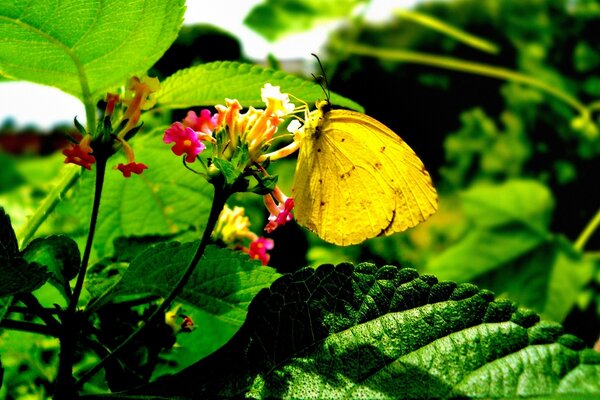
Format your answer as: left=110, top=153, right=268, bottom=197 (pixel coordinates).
left=264, top=186, right=294, bottom=233
left=213, top=205, right=274, bottom=266
left=165, top=83, right=302, bottom=237
left=63, top=134, right=96, bottom=170
left=62, top=76, right=158, bottom=178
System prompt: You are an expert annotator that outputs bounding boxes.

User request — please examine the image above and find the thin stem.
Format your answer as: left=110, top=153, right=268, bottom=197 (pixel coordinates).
left=17, top=167, right=80, bottom=248
left=0, top=319, right=57, bottom=336
left=574, top=206, right=600, bottom=251
left=343, top=43, right=588, bottom=115
left=54, top=157, right=107, bottom=399
left=395, top=9, right=499, bottom=54
left=74, top=183, right=230, bottom=391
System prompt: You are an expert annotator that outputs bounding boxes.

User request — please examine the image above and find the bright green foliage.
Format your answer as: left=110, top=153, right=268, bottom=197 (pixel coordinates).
left=66, top=132, right=214, bottom=258
left=128, top=263, right=600, bottom=399
left=426, top=180, right=594, bottom=322
left=244, top=0, right=365, bottom=41
left=156, top=61, right=364, bottom=111
left=22, top=235, right=80, bottom=300
left=112, top=244, right=281, bottom=326
left=0, top=0, right=185, bottom=100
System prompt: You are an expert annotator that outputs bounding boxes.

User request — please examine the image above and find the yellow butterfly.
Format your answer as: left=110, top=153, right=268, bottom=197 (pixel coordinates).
left=292, top=100, right=438, bottom=246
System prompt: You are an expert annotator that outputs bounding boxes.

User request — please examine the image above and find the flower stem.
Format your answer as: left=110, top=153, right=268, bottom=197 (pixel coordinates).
left=73, top=180, right=230, bottom=391
left=54, top=156, right=107, bottom=400
left=574, top=206, right=600, bottom=252
left=17, top=167, right=80, bottom=249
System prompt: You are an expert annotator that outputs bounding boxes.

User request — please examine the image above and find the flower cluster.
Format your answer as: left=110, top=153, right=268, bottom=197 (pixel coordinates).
left=62, top=76, right=159, bottom=177
left=213, top=205, right=274, bottom=265
left=163, top=83, right=300, bottom=238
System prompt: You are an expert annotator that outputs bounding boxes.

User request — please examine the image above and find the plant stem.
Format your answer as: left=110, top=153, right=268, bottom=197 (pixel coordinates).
left=17, top=167, right=80, bottom=249
left=54, top=157, right=107, bottom=400
left=394, top=9, right=499, bottom=54
left=343, top=43, right=588, bottom=115
left=574, top=206, right=600, bottom=252
left=0, top=319, right=58, bottom=336
left=74, top=182, right=230, bottom=391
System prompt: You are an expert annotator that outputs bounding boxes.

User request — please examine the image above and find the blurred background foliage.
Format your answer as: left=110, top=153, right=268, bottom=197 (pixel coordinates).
left=1, top=0, right=599, bottom=396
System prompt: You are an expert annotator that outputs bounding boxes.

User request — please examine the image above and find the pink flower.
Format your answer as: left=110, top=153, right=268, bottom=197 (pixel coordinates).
left=63, top=135, right=95, bottom=170
left=183, top=109, right=217, bottom=135
left=116, top=161, right=148, bottom=177
left=264, top=187, right=294, bottom=233
left=164, top=122, right=206, bottom=162
left=247, top=237, right=274, bottom=266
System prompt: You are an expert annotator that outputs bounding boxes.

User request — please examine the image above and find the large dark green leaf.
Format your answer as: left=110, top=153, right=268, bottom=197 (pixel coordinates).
left=426, top=179, right=594, bottom=322
left=0, top=257, right=49, bottom=297
left=0, top=0, right=185, bottom=100
left=117, top=262, right=600, bottom=399
left=155, top=61, right=364, bottom=112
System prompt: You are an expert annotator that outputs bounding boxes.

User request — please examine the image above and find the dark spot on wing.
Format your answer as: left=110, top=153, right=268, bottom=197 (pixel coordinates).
left=341, top=137, right=345, bottom=142
left=380, top=146, right=386, bottom=152
left=320, top=201, right=326, bottom=207
left=317, top=148, right=321, bottom=153
left=374, top=162, right=383, bottom=170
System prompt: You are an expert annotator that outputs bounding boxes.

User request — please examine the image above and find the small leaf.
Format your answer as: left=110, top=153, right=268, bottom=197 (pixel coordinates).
left=113, top=243, right=281, bottom=326
left=0, top=208, right=19, bottom=258
left=244, top=0, right=364, bottom=41
left=22, top=235, right=81, bottom=299
left=0, top=0, right=185, bottom=100
left=0, top=257, right=49, bottom=297
left=0, top=296, right=11, bottom=322
left=213, top=158, right=241, bottom=186
left=156, top=61, right=364, bottom=112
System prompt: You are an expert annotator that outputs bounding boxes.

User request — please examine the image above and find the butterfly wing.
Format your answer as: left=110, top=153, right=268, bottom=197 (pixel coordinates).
left=293, top=109, right=437, bottom=246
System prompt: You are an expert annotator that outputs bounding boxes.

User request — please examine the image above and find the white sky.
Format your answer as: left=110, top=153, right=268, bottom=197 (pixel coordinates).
left=0, top=0, right=419, bottom=130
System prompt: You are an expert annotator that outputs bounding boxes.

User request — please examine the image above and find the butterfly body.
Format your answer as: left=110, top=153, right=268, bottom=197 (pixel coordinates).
left=292, top=101, right=438, bottom=246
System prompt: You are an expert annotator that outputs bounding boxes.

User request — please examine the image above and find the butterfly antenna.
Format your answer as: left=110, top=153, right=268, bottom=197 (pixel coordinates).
left=311, top=53, right=331, bottom=102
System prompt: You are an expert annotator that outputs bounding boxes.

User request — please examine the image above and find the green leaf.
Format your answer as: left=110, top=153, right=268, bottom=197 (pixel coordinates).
left=68, top=132, right=214, bottom=258
left=113, top=243, right=281, bottom=326
left=244, top=0, right=364, bottom=41
left=156, top=61, right=364, bottom=112
left=213, top=158, right=241, bottom=186
left=129, top=263, right=600, bottom=399
left=0, top=0, right=185, bottom=99
left=426, top=180, right=594, bottom=322
left=0, top=296, right=11, bottom=322
left=22, top=235, right=80, bottom=299
left=0, top=208, right=19, bottom=258
left=0, top=257, right=49, bottom=297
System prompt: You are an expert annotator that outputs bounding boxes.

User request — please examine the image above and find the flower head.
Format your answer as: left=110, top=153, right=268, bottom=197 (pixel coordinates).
left=264, top=187, right=294, bottom=233
left=116, top=161, right=148, bottom=177
left=213, top=205, right=275, bottom=266
left=183, top=109, right=217, bottom=136
left=164, top=122, right=207, bottom=163
left=120, top=76, right=160, bottom=137
left=63, top=135, right=96, bottom=170
left=213, top=205, right=255, bottom=245
left=247, top=236, right=274, bottom=266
